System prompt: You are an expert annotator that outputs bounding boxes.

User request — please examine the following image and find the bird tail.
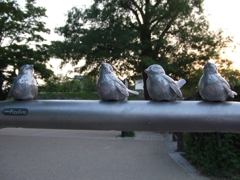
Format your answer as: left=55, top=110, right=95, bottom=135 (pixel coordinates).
left=230, top=91, right=237, bottom=98
left=128, top=89, right=139, bottom=95
left=177, top=79, right=186, bottom=88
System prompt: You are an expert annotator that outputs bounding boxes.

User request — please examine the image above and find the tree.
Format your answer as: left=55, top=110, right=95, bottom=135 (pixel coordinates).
left=51, top=0, right=236, bottom=99
left=0, top=0, right=53, bottom=100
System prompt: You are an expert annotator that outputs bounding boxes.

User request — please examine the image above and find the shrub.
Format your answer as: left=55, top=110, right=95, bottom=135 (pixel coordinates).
left=121, top=131, right=135, bottom=137
left=37, top=92, right=99, bottom=100
left=184, top=132, right=240, bottom=178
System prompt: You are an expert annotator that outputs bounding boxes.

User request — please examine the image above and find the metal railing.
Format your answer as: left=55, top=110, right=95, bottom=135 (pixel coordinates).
left=0, top=100, right=240, bottom=133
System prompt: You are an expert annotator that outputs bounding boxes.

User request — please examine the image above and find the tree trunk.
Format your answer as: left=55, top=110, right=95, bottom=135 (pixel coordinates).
left=140, top=0, right=153, bottom=100
left=0, top=89, right=8, bottom=101
left=142, top=71, right=151, bottom=100
left=0, top=81, right=8, bottom=101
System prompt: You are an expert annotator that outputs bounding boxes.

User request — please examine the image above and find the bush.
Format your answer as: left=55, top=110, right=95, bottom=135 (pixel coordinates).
left=121, top=131, right=135, bottom=137
left=184, top=132, right=240, bottom=178
left=39, top=75, right=97, bottom=93
left=37, top=92, right=99, bottom=100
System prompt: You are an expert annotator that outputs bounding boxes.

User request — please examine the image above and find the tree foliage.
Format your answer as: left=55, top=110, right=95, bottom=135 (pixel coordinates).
left=39, top=75, right=96, bottom=92
left=0, top=0, right=53, bottom=100
left=51, top=0, right=238, bottom=98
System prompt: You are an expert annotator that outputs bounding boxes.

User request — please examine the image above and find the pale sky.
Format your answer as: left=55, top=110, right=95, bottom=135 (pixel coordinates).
left=18, top=0, right=240, bottom=76
left=204, top=0, right=240, bottom=68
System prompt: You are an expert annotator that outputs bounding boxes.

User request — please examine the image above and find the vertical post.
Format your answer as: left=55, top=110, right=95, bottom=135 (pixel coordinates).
left=172, top=132, right=184, bottom=151
left=122, top=79, right=128, bottom=137
left=177, top=132, right=184, bottom=151
left=172, top=132, right=177, bottom=141
left=216, top=132, right=222, bottom=147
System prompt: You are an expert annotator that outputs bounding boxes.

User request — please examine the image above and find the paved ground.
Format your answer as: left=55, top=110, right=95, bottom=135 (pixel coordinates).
left=0, top=128, right=209, bottom=180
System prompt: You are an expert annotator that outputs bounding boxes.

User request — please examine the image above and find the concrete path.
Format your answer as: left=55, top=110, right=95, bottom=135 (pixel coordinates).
left=0, top=128, right=209, bottom=180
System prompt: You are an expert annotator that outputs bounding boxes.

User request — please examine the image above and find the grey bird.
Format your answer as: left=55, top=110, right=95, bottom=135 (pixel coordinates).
left=9, top=64, right=38, bottom=100
left=97, top=62, right=139, bottom=101
left=145, top=64, right=186, bottom=101
left=198, top=61, right=237, bottom=101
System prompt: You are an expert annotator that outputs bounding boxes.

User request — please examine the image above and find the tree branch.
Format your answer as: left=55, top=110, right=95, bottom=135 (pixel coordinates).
left=119, top=0, right=144, bottom=26
left=159, top=12, right=180, bottom=40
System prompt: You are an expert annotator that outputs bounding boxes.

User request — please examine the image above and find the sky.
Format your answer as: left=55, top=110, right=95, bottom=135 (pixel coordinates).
left=203, top=0, right=240, bottom=67
left=18, top=0, right=240, bottom=76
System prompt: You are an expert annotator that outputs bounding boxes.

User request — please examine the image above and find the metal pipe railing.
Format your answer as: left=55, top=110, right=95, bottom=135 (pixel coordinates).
left=0, top=100, right=240, bottom=133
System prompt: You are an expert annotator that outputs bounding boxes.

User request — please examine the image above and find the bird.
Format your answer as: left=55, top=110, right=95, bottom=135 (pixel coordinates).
left=145, top=64, right=186, bottom=101
left=97, top=62, right=139, bottom=101
left=198, top=61, right=237, bottom=101
left=8, top=64, right=38, bottom=100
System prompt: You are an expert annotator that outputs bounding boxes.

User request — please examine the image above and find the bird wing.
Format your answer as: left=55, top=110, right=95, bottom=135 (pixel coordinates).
left=163, top=75, right=183, bottom=97
left=222, top=83, right=237, bottom=98
left=8, top=75, right=21, bottom=97
left=169, top=83, right=183, bottom=97
left=198, top=75, right=206, bottom=97
left=216, top=74, right=230, bottom=88
left=216, top=74, right=237, bottom=97
left=198, top=75, right=203, bottom=88
left=109, top=74, right=129, bottom=96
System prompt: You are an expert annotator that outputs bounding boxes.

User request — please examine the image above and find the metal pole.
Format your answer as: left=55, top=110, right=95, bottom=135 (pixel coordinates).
left=122, top=79, right=129, bottom=137
left=0, top=100, right=240, bottom=133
